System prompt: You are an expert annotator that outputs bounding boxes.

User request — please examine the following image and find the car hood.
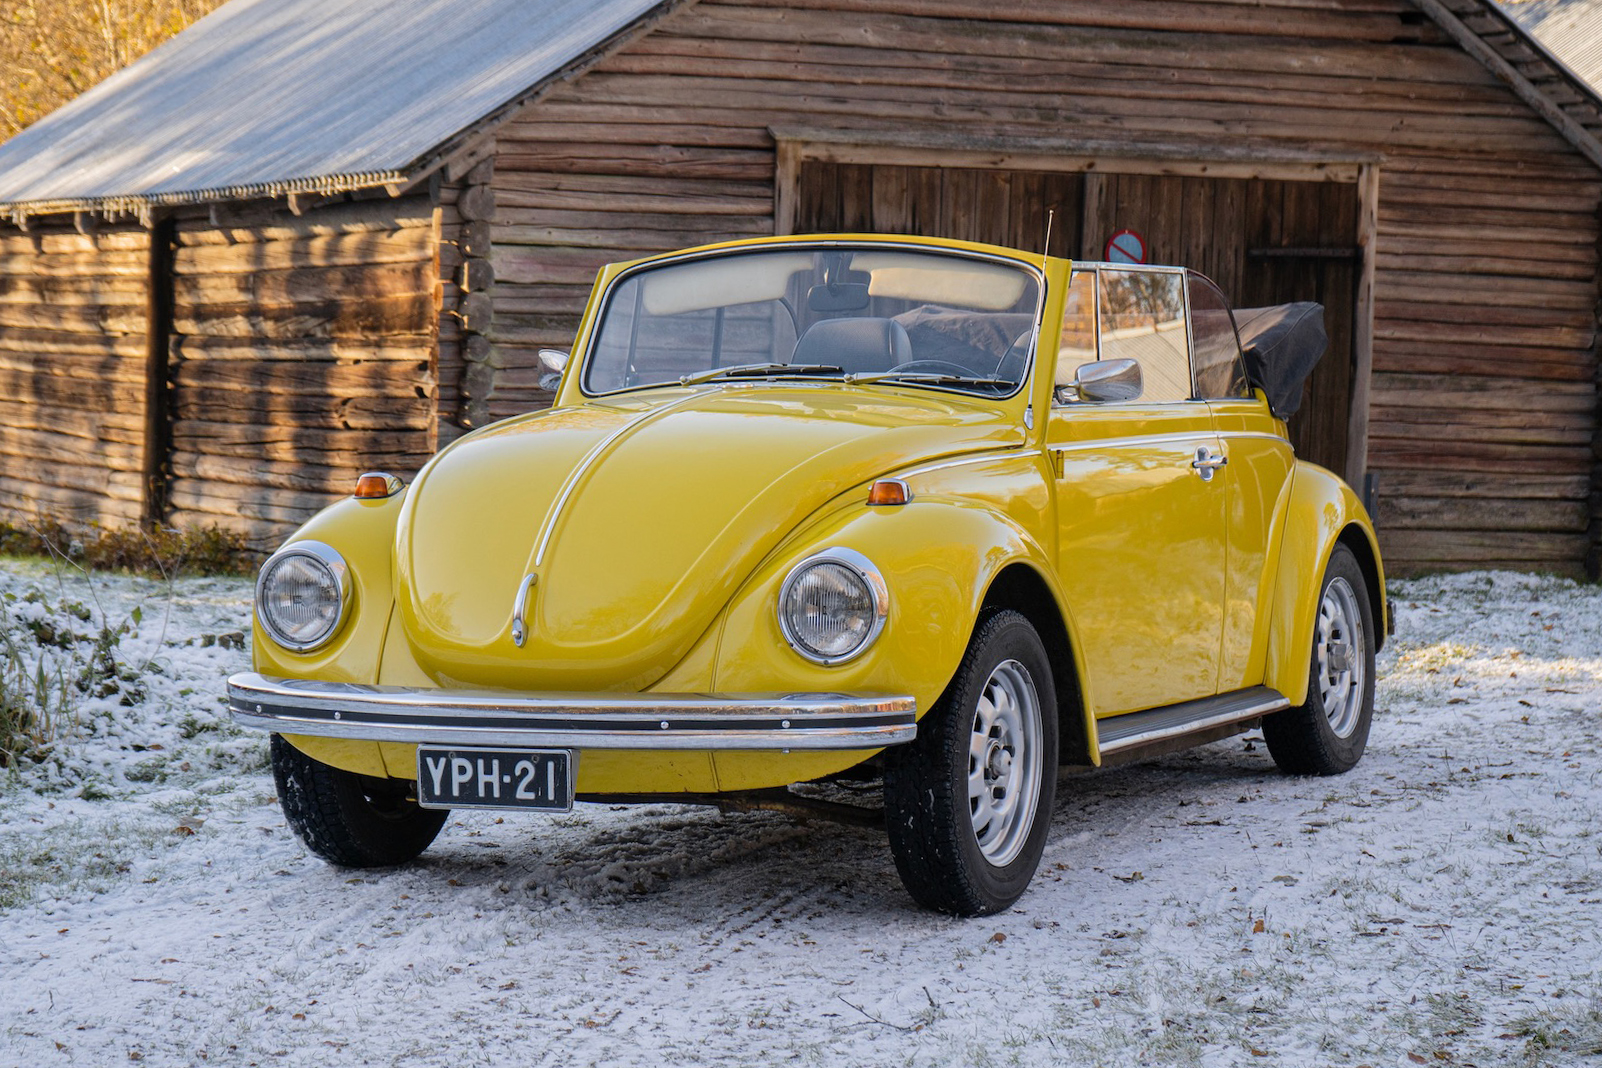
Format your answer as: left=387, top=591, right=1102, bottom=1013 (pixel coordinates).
left=393, top=386, right=1022, bottom=690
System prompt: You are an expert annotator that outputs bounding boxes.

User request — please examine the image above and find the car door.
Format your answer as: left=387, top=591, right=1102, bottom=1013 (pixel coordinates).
left=1047, top=266, right=1228, bottom=719
left=1189, top=271, right=1297, bottom=692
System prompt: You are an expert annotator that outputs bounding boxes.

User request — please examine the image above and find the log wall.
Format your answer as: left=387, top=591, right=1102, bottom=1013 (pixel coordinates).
left=485, top=0, right=1602, bottom=577
left=167, top=195, right=442, bottom=544
left=0, top=221, right=151, bottom=530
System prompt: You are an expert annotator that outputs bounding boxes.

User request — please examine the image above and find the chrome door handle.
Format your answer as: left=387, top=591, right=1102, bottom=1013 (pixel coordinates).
left=1191, top=446, right=1228, bottom=482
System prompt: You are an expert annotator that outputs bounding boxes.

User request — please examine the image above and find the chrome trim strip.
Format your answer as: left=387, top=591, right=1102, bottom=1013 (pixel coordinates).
left=577, top=240, right=1046, bottom=403
left=1046, top=430, right=1219, bottom=454
left=1095, top=686, right=1289, bottom=754
left=228, top=673, right=916, bottom=751
left=533, top=389, right=712, bottom=567
left=896, top=450, right=1019, bottom=480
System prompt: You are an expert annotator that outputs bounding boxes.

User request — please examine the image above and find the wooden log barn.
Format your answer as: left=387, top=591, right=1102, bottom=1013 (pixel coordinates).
left=0, top=0, right=1600, bottom=576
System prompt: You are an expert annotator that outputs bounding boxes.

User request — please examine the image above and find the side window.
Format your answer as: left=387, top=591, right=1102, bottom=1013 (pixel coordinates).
left=1099, top=268, right=1191, bottom=403
left=1188, top=273, right=1249, bottom=399
left=1054, top=268, right=1098, bottom=393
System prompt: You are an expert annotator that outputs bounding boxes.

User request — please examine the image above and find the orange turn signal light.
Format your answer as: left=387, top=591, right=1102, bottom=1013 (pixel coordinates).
left=354, top=472, right=402, bottom=499
left=867, top=478, right=912, bottom=507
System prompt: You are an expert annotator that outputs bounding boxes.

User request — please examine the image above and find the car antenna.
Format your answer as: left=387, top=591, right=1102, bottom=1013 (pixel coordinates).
left=1040, top=208, right=1054, bottom=269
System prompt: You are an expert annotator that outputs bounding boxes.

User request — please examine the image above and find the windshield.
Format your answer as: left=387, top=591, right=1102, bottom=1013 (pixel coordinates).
left=582, top=246, right=1042, bottom=397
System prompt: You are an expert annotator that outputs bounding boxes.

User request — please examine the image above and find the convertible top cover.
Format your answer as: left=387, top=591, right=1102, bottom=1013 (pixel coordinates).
left=1233, top=302, right=1328, bottom=420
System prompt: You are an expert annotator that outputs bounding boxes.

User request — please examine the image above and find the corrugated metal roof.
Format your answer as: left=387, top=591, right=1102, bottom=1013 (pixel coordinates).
left=1497, top=0, right=1602, bottom=89
left=0, top=0, right=668, bottom=218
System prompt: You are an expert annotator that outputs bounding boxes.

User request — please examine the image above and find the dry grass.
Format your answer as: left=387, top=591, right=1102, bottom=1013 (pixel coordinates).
left=0, top=0, right=224, bottom=140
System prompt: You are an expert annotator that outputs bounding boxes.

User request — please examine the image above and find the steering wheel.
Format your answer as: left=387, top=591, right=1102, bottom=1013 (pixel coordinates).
left=886, top=359, right=981, bottom=377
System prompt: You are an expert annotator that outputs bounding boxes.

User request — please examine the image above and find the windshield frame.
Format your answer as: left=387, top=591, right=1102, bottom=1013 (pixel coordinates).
left=575, top=239, right=1048, bottom=402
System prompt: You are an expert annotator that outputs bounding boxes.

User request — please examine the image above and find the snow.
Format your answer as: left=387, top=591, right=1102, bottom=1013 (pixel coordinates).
left=2, top=561, right=1601, bottom=1066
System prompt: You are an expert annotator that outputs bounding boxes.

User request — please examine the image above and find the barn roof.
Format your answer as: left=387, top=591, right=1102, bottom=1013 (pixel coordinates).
left=0, top=0, right=673, bottom=220
left=1, top=0, right=1600, bottom=220
left=1496, top=0, right=1602, bottom=89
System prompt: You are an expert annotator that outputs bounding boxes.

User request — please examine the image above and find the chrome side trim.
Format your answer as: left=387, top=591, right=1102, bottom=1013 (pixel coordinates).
left=1046, top=430, right=1219, bottom=455
left=227, top=673, right=916, bottom=751
left=1096, top=685, right=1289, bottom=754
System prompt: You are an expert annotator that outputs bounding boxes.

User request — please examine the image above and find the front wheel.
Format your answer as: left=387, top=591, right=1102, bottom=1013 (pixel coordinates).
left=884, top=609, right=1058, bottom=916
left=1263, top=544, right=1376, bottom=775
left=271, top=735, right=447, bottom=867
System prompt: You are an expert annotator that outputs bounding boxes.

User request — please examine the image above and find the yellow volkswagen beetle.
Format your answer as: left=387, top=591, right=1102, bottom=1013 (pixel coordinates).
left=229, top=234, right=1385, bottom=916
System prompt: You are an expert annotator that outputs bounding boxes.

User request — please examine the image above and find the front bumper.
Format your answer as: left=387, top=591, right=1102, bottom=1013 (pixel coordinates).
left=227, top=673, right=917, bottom=750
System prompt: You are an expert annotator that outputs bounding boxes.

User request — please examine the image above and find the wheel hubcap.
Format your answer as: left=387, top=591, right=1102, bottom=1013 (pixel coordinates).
left=967, top=658, right=1044, bottom=867
left=1316, top=577, right=1366, bottom=739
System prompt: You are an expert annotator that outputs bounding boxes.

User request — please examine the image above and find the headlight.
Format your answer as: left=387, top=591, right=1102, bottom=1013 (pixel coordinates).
left=255, top=541, right=351, bottom=652
left=778, top=547, right=888, bottom=665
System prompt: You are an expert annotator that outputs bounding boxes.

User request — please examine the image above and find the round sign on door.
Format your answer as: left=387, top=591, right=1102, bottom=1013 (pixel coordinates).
left=1105, top=229, right=1148, bottom=264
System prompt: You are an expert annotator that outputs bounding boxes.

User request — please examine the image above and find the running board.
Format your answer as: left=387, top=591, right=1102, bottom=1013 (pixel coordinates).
left=1095, top=686, right=1290, bottom=756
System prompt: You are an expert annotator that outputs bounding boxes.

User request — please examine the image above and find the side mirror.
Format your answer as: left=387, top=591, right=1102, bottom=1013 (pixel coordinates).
left=537, top=348, right=569, bottom=392
left=1064, top=358, right=1142, bottom=403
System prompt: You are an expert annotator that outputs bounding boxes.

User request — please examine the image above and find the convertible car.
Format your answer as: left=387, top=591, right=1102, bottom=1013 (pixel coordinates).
left=229, top=234, right=1385, bottom=916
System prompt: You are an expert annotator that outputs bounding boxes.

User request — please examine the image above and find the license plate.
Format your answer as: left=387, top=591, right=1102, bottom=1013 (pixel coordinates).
left=416, top=746, right=575, bottom=812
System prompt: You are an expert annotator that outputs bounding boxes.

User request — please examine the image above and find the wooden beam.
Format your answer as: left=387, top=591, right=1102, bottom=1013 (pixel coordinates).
left=141, top=216, right=176, bottom=529
left=773, top=139, right=801, bottom=236
left=1410, top=0, right=1602, bottom=172
left=770, top=126, right=1376, bottom=183
left=1345, top=163, right=1381, bottom=492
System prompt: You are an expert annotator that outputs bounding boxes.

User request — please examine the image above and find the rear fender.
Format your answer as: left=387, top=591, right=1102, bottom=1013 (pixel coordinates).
left=1264, top=463, right=1387, bottom=705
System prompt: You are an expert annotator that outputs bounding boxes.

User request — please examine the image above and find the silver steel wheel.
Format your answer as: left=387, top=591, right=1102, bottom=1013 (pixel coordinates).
left=967, top=658, right=1044, bottom=867
left=1316, top=576, right=1367, bottom=739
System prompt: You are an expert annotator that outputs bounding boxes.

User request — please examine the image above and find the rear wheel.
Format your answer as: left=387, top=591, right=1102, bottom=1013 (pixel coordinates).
left=271, top=735, right=447, bottom=867
left=1263, top=544, right=1376, bottom=775
left=884, top=609, right=1058, bottom=916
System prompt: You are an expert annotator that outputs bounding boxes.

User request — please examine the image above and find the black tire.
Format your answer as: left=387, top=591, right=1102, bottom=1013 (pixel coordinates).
left=271, top=734, right=447, bottom=867
left=884, top=609, right=1058, bottom=916
left=1263, top=544, right=1376, bottom=775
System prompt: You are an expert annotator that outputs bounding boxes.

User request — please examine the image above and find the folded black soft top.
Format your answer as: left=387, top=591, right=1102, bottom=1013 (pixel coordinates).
left=1232, top=302, right=1328, bottom=420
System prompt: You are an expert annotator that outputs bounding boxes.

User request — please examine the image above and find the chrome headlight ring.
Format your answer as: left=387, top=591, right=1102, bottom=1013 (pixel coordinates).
left=254, top=540, right=352, bottom=653
left=777, top=547, right=890, bottom=666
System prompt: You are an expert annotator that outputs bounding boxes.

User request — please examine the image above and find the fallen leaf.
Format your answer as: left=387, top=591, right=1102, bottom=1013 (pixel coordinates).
left=1252, top=919, right=1266, bottom=934
left=1408, top=1054, right=1428, bottom=1064
left=989, top=932, right=1006, bottom=944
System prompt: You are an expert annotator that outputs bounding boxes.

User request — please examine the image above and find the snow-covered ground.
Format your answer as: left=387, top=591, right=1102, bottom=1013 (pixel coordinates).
left=1, top=560, right=1600, bottom=1067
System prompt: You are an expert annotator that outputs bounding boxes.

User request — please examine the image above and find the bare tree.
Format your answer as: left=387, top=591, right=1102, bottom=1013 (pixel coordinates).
left=0, top=0, right=223, bottom=141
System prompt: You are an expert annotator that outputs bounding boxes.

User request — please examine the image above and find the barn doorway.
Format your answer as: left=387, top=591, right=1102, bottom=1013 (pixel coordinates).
left=792, top=161, right=1361, bottom=476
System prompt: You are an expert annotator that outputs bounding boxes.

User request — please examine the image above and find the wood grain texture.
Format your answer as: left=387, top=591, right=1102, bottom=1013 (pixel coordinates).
left=166, top=194, right=441, bottom=543
left=0, top=221, right=150, bottom=528
left=469, top=0, right=1602, bottom=574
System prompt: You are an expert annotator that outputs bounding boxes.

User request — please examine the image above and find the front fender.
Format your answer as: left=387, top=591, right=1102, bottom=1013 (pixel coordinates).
left=1264, top=463, right=1386, bottom=705
left=250, top=491, right=407, bottom=779
left=713, top=497, right=1059, bottom=713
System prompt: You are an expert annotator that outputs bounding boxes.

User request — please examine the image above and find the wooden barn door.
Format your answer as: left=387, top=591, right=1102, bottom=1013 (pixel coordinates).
left=794, top=162, right=1084, bottom=259
left=795, top=160, right=1360, bottom=476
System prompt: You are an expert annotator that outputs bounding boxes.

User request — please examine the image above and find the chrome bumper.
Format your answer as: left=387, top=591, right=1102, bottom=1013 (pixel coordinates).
left=227, top=673, right=917, bottom=750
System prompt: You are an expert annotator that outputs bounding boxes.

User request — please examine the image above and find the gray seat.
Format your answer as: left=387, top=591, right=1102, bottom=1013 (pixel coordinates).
left=792, top=317, right=912, bottom=375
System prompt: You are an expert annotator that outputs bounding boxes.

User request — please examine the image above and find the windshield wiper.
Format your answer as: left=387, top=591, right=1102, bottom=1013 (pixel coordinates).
left=845, top=371, right=1012, bottom=389
left=678, top=362, right=843, bottom=386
